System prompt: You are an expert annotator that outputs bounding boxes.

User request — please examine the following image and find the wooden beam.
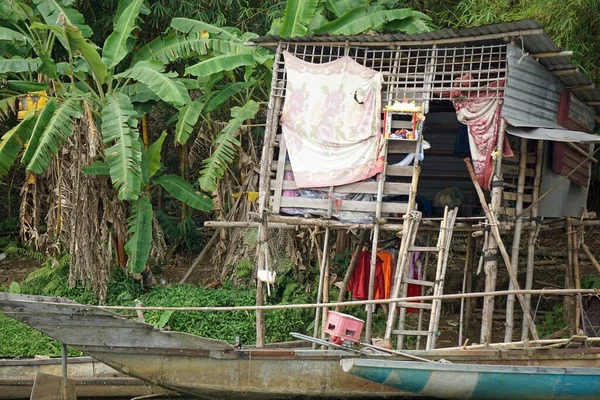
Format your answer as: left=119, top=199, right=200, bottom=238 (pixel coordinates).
left=552, top=68, right=579, bottom=76
left=567, top=84, right=595, bottom=91
left=533, top=51, right=573, bottom=58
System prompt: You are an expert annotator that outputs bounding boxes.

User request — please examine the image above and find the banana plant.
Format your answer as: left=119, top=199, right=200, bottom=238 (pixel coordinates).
left=271, top=0, right=435, bottom=36
left=0, top=0, right=214, bottom=279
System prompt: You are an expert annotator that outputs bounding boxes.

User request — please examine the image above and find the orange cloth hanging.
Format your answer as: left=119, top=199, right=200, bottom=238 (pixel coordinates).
left=375, top=251, right=394, bottom=299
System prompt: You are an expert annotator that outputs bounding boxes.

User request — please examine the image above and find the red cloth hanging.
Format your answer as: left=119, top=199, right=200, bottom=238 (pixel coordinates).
left=406, top=266, right=422, bottom=314
left=348, top=251, right=384, bottom=301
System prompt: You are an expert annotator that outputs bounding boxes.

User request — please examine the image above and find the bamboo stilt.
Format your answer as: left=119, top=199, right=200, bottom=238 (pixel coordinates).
left=505, top=138, right=528, bottom=342
left=522, top=139, right=544, bottom=341
left=573, top=222, right=582, bottom=333
left=365, top=139, right=389, bottom=343
left=255, top=45, right=284, bottom=347
left=312, top=227, right=330, bottom=348
left=428, top=207, right=458, bottom=349
left=464, top=158, right=540, bottom=341
left=565, top=217, right=576, bottom=336
left=416, top=233, right=432, bottom=350
left=459, top=234, right=474, bottom=346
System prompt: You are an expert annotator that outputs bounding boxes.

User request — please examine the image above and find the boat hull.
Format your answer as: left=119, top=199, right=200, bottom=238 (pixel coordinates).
left=342, top=358, right=600, bottom=400
left=0, top=356, right=165, bottom=399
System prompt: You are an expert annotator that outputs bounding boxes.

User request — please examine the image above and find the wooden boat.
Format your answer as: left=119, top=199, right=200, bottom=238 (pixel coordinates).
left=2, top=292, right=599, bottom=399
left=341, top=358, right=600, bottom=400
left=0, top=356, right=165, bottom=399
left=0, top=293, right=406, bottom=399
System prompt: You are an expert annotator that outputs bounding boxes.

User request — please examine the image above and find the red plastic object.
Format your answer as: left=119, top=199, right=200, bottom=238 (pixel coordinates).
left=324, top=311, right=364, bottom=345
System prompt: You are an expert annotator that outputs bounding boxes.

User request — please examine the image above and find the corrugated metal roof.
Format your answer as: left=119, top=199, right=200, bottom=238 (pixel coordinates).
left=507, top=126, right=600, bottom=142
left=251, top=20, right=600, bottom=120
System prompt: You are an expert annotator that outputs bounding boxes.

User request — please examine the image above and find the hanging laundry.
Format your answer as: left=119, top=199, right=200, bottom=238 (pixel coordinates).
left=348, top=251, right=383, bottom=301
left=449, top=74, right=513, bottom=191
left=280, top=51, right=385, bottom=188
left=406, top=251, right=423, bottom=314
left=376, top=250, right=394, bottom=299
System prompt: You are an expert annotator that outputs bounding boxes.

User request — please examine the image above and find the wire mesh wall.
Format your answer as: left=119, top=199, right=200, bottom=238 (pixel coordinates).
left=272, top=43, right=508, bottom=114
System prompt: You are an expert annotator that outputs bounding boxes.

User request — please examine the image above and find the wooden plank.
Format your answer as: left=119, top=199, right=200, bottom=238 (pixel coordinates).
left=277, top=196, right=408, bottom=214
left=271, top=180, right=411, bottom=196
left=271, top=134, right=289, bottom=213
left=503, top=192, right=533, bottom=202
left=409, top=246, right=438, bottom=252
left=402, top=279, right=435, bottom=287
left=387, top=139, right=419, bottom=154
left=392, top=330, right=430, bottom=336
left=393, top=302, right=432, bottom=310
left=386, top=165, right=414, bottom=177
left=272, top=161, right=414, bottom=178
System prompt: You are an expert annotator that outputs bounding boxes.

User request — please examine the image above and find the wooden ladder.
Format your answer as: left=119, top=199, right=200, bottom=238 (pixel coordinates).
left=384, top=206, right=458, bottom=350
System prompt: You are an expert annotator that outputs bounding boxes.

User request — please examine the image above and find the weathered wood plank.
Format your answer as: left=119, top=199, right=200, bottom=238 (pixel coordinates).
left=503, top=192, right=533, bottom=202
left=276, top=196, right=408, bottom=214
left=271, top=180, right=411, bottom=196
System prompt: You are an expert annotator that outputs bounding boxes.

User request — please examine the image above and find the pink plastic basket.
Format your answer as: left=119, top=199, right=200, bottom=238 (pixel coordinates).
left=324, top=311, right=364, bottom=344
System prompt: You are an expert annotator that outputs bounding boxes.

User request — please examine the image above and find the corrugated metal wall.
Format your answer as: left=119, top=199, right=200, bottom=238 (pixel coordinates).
left=502, top=44, right=562, bottom=128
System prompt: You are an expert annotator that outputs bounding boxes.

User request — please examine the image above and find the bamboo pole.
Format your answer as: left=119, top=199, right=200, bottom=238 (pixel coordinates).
left=581, top=243, right=600, bottom=275
left=254, top=45, right=283, bottom=347
left=464, top=158, right=540, bottom=341
left=505, top=138, right=528, bottom=342
left=71, top=289, right=600, bottom=313
left=384, top=213, right=420, bottom=341
left=459, top=234, right=474, bottom=346
left=312, top=227, right=330, bottom=348
left=366, top=139, right=389, bottom=343
left=425, top=207, right=448, bottom=349
left=522, top=139, right=544, bottom=341
left=440, top=336, right=600, bottom=351
left=336, top=230, right=370, bottom=310
left=572, top=219, right=582, bottom=332
left=478, top=121, right=507, bottom=344
left=428, top=207, right=458, bottom=349
left=416, top=233, right=432, bottom=350
left=565, top=217, right=575, bottom=336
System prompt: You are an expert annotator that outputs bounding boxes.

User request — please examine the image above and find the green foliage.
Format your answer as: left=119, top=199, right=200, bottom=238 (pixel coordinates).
left=102, top=0, right=145, bottom=68
left=538, top=304, right=566, bottom=338
left=0, top=110, right=37, bottom=176
left=581, top=274, right=600, bottom=289
left=3, top=243, right=45, bottom=261
left=125, top=196, right=153, bottom=273
left=25, top=97, right=84, bottom=174
left=438, top=0, right=600, bottom=86
left=101, top=93, right=142, bottom=201
left=175, top=98, right=205, bottom=145
left=117, top=61, right=191, bottom=108
left=198, top=100, right=260, bottom=192
left=153, top=174, right=213, bottom=211
left=146, top=130, right=167, bottom=178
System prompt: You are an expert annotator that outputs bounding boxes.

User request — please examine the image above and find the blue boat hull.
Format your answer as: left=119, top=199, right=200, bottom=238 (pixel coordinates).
left=341, top=358, right=600, bottom=399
